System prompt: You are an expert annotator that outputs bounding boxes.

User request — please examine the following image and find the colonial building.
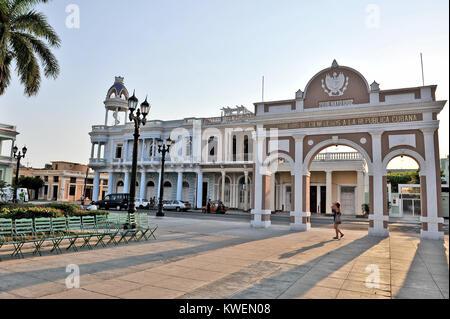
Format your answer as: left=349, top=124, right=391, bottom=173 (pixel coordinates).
left=89, top=60, right=446, bottom=240
left=0, top=123, right=18, bottom=185
left=19, top=161, right=108, bottom=202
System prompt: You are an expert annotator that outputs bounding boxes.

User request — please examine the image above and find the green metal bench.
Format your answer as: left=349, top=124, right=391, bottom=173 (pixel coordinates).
left=49, top=217, right=71, bottom=254
left=12, top=219, right=42, bottom=258
left=0, top=219, right=14, bottom=260
left=33, top=218, right=52, bottom=256
left=136, top=213, right=158, bottom=241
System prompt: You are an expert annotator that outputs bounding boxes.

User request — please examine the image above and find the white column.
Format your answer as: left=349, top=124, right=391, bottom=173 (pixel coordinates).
left=196, top=172, right=203, bottom=208
left=270, top=173, right=276, bottom=212
left=421, top=128, right=444, bottom=240
left=316, top=185, right=321, bottom=214
left=97, top=143, right=102, bottom=159
left=123, top=172, right=130, bottom=194
left=157, top=171, right=162, bottom=199
left=357, top=170, right=365, bottom=216
left=244, top=171, right=249, bottom=212
left=93, top=171, right=100, bottom=201
left=108, top=172, right=114, bottom=195
left=221, top=171, right=226, bottom=202
left=369, top=131, right=389, bottom=237
left=176, top=171, right=183, bottom=201
left=124, top=140, right=129, bottom=161
left=251, top=126, right=271, bottom=228
left=140, top=172, right=146, bottom=199
left=104, top=110, right=109, bottom=126
left=326, top=170, right=332, bottom=215
left=90, top=143, right=95, bottom=159
left=291, top=134, right=310, bottom=231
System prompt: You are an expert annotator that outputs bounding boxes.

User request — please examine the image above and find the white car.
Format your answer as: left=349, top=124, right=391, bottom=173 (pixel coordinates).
left=163, top=200, right=192, bottom=212
left=136, top=198, right=151, bottom=209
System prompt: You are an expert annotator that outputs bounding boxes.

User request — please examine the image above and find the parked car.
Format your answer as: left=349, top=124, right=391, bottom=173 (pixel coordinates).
left=163, top=200, right=192, bottom=212
left=202, top=201, right=228, bottom=214
left=136, top=198, right=150, bottom=209
left=94, top=193, right=129, bottom=210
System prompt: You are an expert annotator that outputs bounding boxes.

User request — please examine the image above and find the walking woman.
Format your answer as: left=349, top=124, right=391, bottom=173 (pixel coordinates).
left=332, top=202, right=344, bottom=240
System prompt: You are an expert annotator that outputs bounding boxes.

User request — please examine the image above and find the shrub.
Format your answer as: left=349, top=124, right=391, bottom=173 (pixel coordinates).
left=0, top=206, right=65, bottom=219
left=0, top=203, right=108, bottom=219
left=43, top=203, right=81, bottom=215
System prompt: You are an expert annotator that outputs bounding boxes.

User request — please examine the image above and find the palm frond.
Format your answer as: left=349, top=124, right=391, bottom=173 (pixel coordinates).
left=12, top=10, right=60, bottom=47
left=13, top=31, right=59, bottom=78
left=10, top=31, right=41, bottom=96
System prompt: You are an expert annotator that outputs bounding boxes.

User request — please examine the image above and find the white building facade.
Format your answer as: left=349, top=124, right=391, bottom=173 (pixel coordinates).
left=89, top=60, right=446, bottom=240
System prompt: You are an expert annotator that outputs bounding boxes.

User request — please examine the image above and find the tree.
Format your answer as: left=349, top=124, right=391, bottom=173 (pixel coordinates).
left=17, top=176, right=44, bottom=198
left=387, top=170, right=420, bottom=193
left=0, top=0, right=60, bottom=96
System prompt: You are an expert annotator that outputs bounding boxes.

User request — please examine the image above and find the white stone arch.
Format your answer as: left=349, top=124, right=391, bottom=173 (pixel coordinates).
left=303, top=138, right=374, bottom=174
left=262, top=152, right=295, bottom=175
left=382, top=148, right=425, bottom=175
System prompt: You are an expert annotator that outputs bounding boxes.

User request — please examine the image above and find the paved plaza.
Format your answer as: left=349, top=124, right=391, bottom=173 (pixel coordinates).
left=0, top=216, right=448, bottom=299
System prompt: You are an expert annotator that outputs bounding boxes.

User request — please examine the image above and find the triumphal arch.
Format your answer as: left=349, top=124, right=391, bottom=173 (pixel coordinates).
left=251, top=60, right=446, bottom=240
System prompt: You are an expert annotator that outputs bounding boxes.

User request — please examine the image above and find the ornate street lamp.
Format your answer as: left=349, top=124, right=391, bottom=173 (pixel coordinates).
left=13, top=145, right=27, bottom=203
left=156, top=137, right=173, bottom=217
left=126, top=91, right=150, bottom=228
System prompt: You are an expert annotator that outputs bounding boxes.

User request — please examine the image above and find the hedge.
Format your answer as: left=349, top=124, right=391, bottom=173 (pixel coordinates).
left=0, top=203, right=108, bottom=220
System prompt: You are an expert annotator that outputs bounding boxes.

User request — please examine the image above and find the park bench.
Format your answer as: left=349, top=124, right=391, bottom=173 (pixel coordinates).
left=0, top=213, right=158, bottom=260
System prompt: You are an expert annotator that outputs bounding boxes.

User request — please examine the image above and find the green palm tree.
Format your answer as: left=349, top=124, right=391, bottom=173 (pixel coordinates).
left=0, top=0, right=60, bottom=96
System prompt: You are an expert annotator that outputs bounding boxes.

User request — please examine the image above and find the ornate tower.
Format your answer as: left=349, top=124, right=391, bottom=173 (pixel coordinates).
left=104, top=76, right=130, bottom=126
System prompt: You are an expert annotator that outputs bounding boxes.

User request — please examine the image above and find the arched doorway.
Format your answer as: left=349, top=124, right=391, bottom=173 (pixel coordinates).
left=238, top=175, right=252, bottom=211
left=217, top=175, right=231, bottom=206
left=182, top=181, right=190, bottom=203
left=116, top=181, right=124, bottom=193
left=146, top=181, right=156, bottom=200
left=163, top=181, right=172, bottom=201
left=384, top=155, right=421, bottom=219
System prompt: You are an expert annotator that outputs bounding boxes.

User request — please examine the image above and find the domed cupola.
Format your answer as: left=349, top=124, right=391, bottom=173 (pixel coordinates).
left=103, top=76, right=130, bottom=126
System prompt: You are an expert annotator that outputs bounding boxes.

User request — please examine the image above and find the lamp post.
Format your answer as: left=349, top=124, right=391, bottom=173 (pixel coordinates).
left=126, top=91, right=150, bottom=228
left=13, top=145, right=27, bottom=203
left=156, top=137, right=173, bottom=217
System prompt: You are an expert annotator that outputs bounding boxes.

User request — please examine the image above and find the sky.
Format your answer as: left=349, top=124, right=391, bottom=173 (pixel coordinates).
left=0, top=0, right=448, bottom=169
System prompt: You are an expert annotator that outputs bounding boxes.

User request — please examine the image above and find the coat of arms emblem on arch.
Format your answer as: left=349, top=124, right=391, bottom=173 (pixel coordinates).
left=321, top=72, right=349, bottom=97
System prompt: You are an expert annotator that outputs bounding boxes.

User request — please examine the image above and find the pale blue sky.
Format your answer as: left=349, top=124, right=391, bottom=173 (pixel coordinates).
left=1, top=0, right=448, bottom=168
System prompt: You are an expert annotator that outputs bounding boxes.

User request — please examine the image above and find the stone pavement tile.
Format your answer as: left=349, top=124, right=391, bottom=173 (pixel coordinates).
left=144, top=264, right=191, bottom=276
left=296, top=286, right=340, bottom=299
left=431, top=273, right=450, bottom=289
left=202, top=263, right=244, bottom=274
left=336, top=290, right=390, bottom=299
left=228, top=278, right=293, bottom=299
left=346, top=269, right=391, bottom=285
left=306, top=268, right=350, bottom=280
left=41, top=288, right=118, bottom=299
left=181, top=283, right=244, bottom=299
left=390, top=259, right=428, bottom=273
left=0, top=272, right=48, bottom=291
left=277, top=282, right=317, bottom=299
left=391, top=271, right=441, bottom=290
left=150, top=276, right=209, bottom=292
left=82, top=278, right=143, bottom=297
left=181, top=268, right=229, bottom=282
left=117, top=272, right=174, bottom=285
left=352, top=260, right=391, bottom=271
left=301, top=276, right=345, bottom=289
left=0, top=291, right=21, bottom=299
left=7, top=281, right=67, bottom=298
left=392, top=285, right=445, bottom=299
left=340, top=280, right=391, bottom=297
